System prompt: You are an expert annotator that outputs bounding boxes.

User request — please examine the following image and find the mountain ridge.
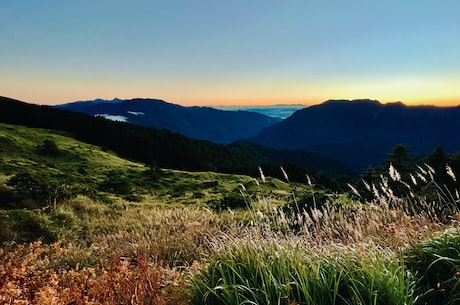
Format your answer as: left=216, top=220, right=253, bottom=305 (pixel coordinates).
left=56, top=98, right=281, bottom=144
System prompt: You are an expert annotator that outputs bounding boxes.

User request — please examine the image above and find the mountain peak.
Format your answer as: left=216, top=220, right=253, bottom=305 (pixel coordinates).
left=91, top=98, right=124, bottom=103
left=323, top=99, right=382, bottom=106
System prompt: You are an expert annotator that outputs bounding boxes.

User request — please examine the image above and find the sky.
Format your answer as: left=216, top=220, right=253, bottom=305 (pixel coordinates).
left=1, top=1, right=460, bottom=107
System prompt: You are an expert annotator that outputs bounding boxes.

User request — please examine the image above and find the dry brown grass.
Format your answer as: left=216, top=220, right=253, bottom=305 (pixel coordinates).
left=71, top=200, right=241, bottom=266
left=270, top=202, right=446, bottom=251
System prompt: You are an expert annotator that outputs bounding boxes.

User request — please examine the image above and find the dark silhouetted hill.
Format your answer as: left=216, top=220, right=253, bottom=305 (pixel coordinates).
left=248, top=99, right=460, bottom=170
left=56, top=98, right=281, bottom=144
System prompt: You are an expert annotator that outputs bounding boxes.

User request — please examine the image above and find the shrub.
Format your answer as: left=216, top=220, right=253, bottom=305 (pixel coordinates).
left=282, top=188, right=329, bottom=214
left=0, top=241, right=190, bottom=305
left=0, top=214, right=15, bottom=242
left=143, top=161, right=163, bottom=182
left=6, top=172, right=81, bottom=207
left=0, top=209, right=57, bottom=243
left=214, top=190, right=248, bottom=210
left=37, top=138, right=60, bottom=156
left=0, top=185, right=15, bottom=208
left=6, top=172, right=49, bottom=206
left=100, top=169, right=132, bottom=195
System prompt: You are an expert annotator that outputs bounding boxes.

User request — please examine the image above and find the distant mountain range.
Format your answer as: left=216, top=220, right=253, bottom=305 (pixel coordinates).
left=247, top=99, right=460, bottom=171
left=56, top=98, right=281, bottom=144
left=6, top=95, right=459, bottom=176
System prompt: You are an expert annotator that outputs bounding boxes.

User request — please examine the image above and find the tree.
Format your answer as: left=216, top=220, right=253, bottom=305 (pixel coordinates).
left=424, top=145, right=455, bottom=187
left=425, top=146, right=449, bottom=173
left=386, top=144, right=414, bottom=174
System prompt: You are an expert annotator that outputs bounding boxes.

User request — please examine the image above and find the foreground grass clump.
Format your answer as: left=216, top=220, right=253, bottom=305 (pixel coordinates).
left=190, top=238, right=414, bottom=305
left=405, top=228, right=460, bottom=305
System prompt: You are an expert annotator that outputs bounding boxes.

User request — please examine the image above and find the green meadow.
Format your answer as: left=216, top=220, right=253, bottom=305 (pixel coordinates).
left=1, top=122, right=460, bottom=305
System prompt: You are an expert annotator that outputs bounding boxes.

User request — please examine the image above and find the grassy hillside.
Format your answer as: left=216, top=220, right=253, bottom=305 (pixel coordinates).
left=0, top=122, right=294, bottom=242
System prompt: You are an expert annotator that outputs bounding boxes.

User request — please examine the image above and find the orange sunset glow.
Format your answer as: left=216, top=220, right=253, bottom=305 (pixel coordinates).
left=1, top=1, right=459, bottom=107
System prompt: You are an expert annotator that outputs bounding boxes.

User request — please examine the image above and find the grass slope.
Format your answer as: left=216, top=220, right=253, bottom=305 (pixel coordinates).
left=0, top=122, right=292, bottom=242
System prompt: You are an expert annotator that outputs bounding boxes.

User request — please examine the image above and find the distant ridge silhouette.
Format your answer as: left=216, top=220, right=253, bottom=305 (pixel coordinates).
left=248, top=99, right=460, bottom=170
left=56, top=98, right=281, bottom=144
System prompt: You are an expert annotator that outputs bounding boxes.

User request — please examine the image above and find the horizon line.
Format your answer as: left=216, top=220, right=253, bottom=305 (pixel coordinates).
left=2, top=95, right=460, bottom=108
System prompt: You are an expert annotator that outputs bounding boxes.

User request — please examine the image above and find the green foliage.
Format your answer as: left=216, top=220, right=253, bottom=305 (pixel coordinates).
left=292, top=187, right=329, bottom=210
left=5, top=172, right=81, bottom=208
left=4, top=120, right=460, bottom=304
left=190, top=242, right=414, bottom=305
left=405, top=229, right=460, bottom=305
left=425, top=146, right=458, bottom=190
left=0, top=123, right=295, bottom=210
left=426, top=146, right=449, bottom=172
left=142, top=161, right=163, bottom=182
left=279, top=188, right=330, bottom=231
left=99, top=170, right=132, bottom=195
left=0, top=209, right=57, bottom=243
left=0, top=213, right=15, bottom=241
left=6, top=172, right=49, bottom=208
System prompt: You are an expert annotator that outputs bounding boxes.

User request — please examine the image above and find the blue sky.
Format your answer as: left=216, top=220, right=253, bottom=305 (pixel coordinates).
left=1, top=0, right=459, bottom=106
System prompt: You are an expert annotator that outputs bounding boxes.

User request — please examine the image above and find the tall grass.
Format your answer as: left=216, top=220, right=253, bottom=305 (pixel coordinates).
left=189, top=165, right=459, bottom=305
left=1, top=163, right=460, bottom=304
left=32, top=195, right=243, bottom=268
left=190, top=237, right=415, bottom=305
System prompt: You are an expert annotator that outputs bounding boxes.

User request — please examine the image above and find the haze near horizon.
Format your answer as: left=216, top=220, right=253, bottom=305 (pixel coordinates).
left=1, top=1, right=459, bottom=107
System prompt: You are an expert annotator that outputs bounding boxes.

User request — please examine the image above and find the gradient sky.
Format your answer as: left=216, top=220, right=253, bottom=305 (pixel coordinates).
left=1, top=1, right=459, bottom=106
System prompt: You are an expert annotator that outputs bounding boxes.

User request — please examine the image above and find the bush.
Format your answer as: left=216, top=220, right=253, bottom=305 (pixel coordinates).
left=37, top=138, right=60, bottom=156
left=280, top=188, right=330, bottom=229
left=0, top=209, right=57, bottom=243
left=213, top=190, right=248, bottom=210
left=6, top=172, right=50, bottom=205
left=0, top=242, right=189, bottom=305
left=143, top=161, right=163, bottom=182
left=0, top=214, right=15, bottom=242
left=6, top=172, right=81, bottom=207
left=100, top=170, right=132, bottom=195
left=0, top=185, right=15, bottom=209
